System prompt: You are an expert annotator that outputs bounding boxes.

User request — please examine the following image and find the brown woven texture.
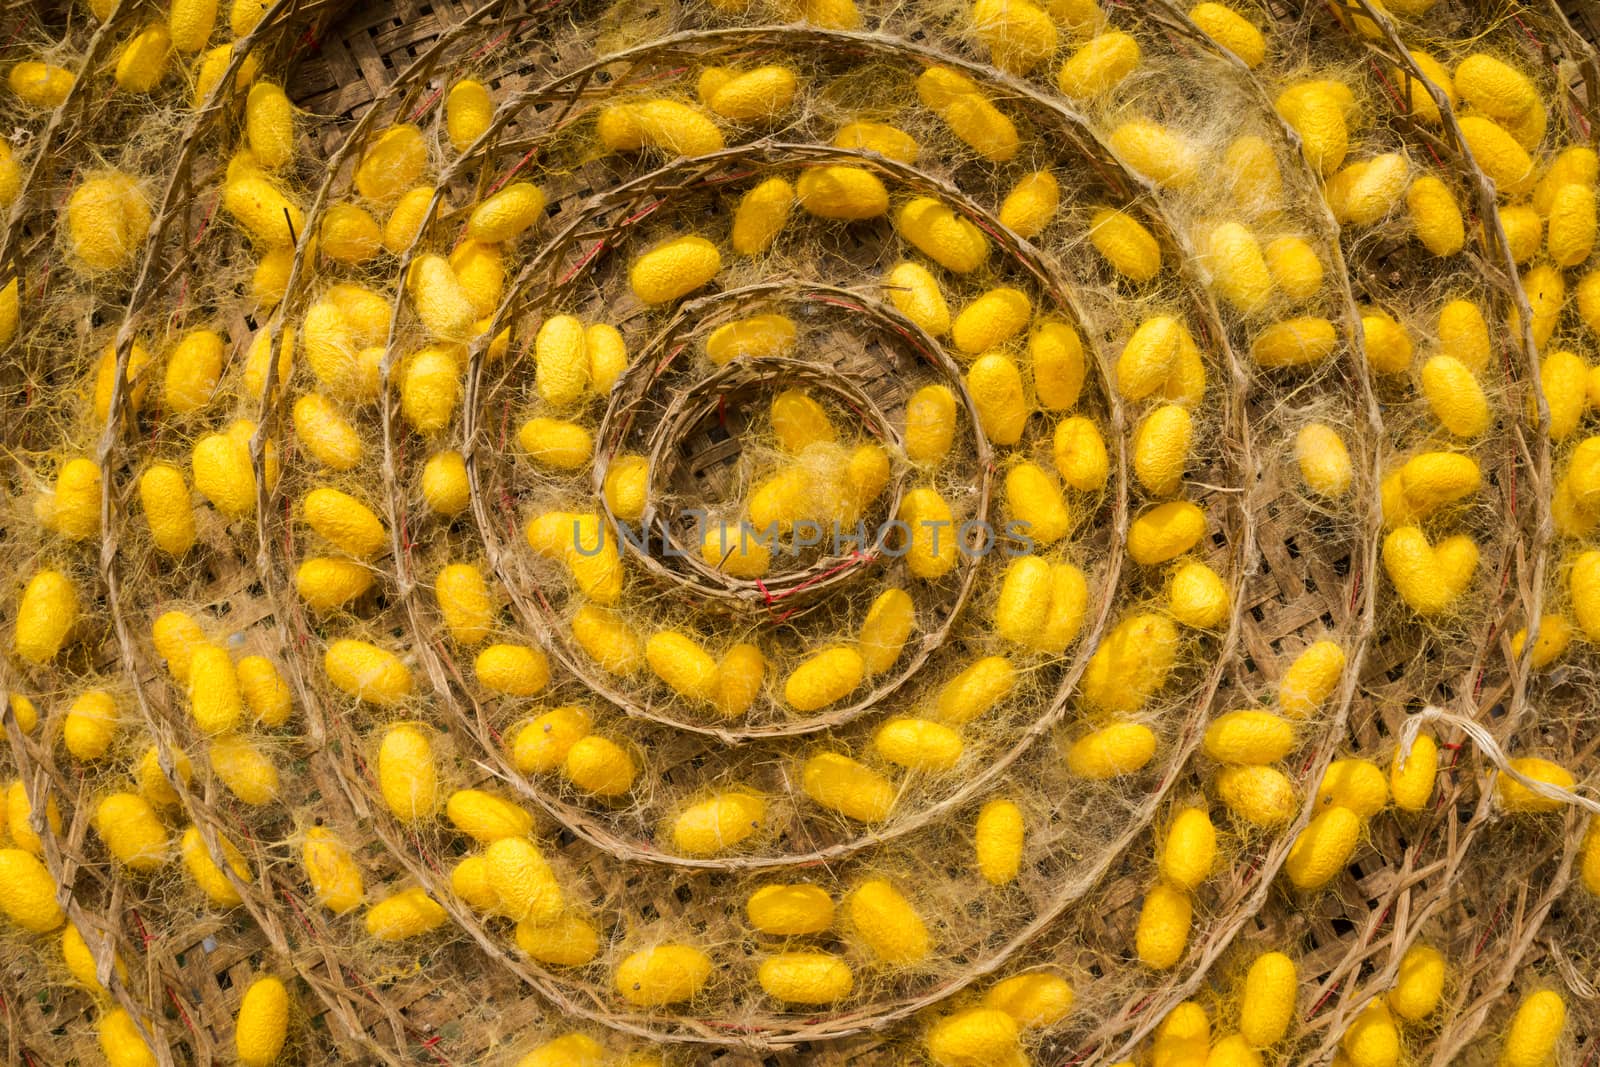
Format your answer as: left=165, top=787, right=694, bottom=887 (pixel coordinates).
left=2, top=0, right=1599, bottom=1065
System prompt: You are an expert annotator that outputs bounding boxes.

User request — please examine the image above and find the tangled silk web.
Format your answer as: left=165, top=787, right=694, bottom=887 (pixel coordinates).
left=3, top=0, right=1600, bottom=1063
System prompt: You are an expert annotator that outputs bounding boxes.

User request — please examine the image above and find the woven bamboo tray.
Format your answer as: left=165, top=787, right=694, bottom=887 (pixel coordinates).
left=2, top=0, right=1599, bottom=1064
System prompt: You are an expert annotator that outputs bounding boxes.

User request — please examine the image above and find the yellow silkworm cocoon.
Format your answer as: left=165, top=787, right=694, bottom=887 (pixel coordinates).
left=447, top=239, right=504, bottom=319
left=234, top=976, right=289, bottom=1067
left=1136, top=883, right=1192, bottom=969
left=875, top=718, right=962, bottom=770
left=1080, top=612, right=1177, bottom=712
left=1518, top=265, right=1566, bottom=354
left=705, top=313, right=796, bottom=365
left=180, top=825, right=249, bottom=907
left=223, top=175, right=304, bottom=248
left=614, top=944, right=713, bottom=1006
left=1458, top=116, right=1534, bottom=194
left=1005, top=462, right=1069, bottom=544
left=1399, top=50, right=1455, bottom=125
left=98, top=1008, right=159, bottom=1067
left=970, top=0, right=1057, bottom=74
left=1382, top=525, right=1478, bottom=614
left=517, top=1034, right=607, bottom=1067
left=598, top=98, right=725, bottom=158
left=646, top=630, right=719, bottom=701
left=446, top=79, right=493, bottom=151
left=859, top=587, right=915, bottom=675
left=1406, top=174, right=1464, bottom=256
left=533, top=313, right=591, bottom=410
left=63, top=921, right=128, bottom=993
left=1277, top=640, right=1344, bottom=719
left=1264, top=236, right=1323, bottom=302
left=1171, top=556, right=1228, bottom=630
left=563, top=734, right=636, bottom=796
left=114, top=23, right=171, bottom=94
left=1215, top=764, right=1296, bottom=826
left=445, top=789, right=532, bottom=844
left=302, top=827, right=364, bottom=913
left=1065, top=722, right=1157, bottom=779
left=1361, top=308, right=1413, bottom=375
left=237, top=655, right=290, bottom=727
left=672, top=792, right=765, bottom=855
left=514, top=912, right=599, bottom=967
left=1109, top=119, right=1200, bottom=188
left=1499, top=204, right=1542, bottom=263
left=803, top=752, right=893, bottom=822
left=953, top=288, right=1031, bottom=356
left=296, top=557, right=373, bottom=612
left=758, top=952, right=853, bottom=1004
left=1203, top=710, right=1294, bottom=764
left=1294, top=423, right=1353, bottom=499
left=1538, top=347, right=1586, bottom=439
left=47, top=457, right=101, bottom=541
left=748, top=883, right=834, bottom=935
left=785, top=646, right=865, bottom=711
left=302, top=486, right=386, bottom=559
left=970, top=797, right=1026, bottom=886
left=354, top=125, right=425, bottom=204
left=422, top=450, right=470, bottom=517
left=241, top=325, right=294, bottom=400
left=1538, top=149, right=1600, bottom=218
left=1497, top=756, right=1574, bottom=813
left=9, top=62, right=74, bottom=109
left=292, top=394, right=362, bottom=472
left=365, top=887, right=446, bottom=940
left=895, top=197, right=989, bottom=274
left=14, top=569, right=78, bottom=665
left=1202, top=220, right=1274, bottom=314
left=400, top=344, right=464, bottom=435
left=926, top=1008, right=1024, bottom=1067
left=94, top=792, right=168, bottom=872
left=1510, top=614, right=1572, bottom=669
left=1398, top=450, right=1480, bottom=511
left=1053, top=415, right=1109, bottom=490
left=1127, top=499, right=1206, bottom=565
left=1341, top=153, right=1410, bottom=228
left=1118, top=316, right=1183, bottom=399
left=1586, top=825, right=1600, bottom=896
left=245, top=82, right=293, bottom=169
left=7, top=780, right=60, bottom=856
left=1420, top=355, right=1488, bottom=438
left=382, top=184, right=437, bottom=253
left=1159, top=807, right=1216, bottom=891
left=848, top=878, right=929, bottom=963
left=1225, top=135, right=1283, bottom=215
left=772, top=389, right=837, bottom=452
left=1388, top=733, right=1437, bottom=812
left=601, top=456, right=649, bottom=524
left=1239, top=951, right=1296, bottom=1046
left=152, top=610, right=206, bottom=681
left=1133, top=404, right=1192, bottom=497
left=208, top=734, right=279, bottom=805
left=136, top=745, right=191, bottom=811
left=0, top=848, right=63, bottom=932
left=703, top=65, right=797, bottom=120
left=1275, top=82, right=1349, bottom=176
left=187, top=645, right=243, bottom=735
left=163, top=329, right=223, bottom=415
left=915, top=67, right=1018, bottom=162
left=1548, top=182, right=1597, bottom=268
left=68, top=172, right=152, bottom=272
left=630, top=235, right=721, bottom=304
left=319, top=203, right=381, bottom=264
left=701, top=522, right=770, bottom=579
left=1317, top=758, right=1389, bottom=818
left=1455, top=53, right=1536, bottom=121
left=884, top=261, right=951, bottom=340
left=468, top=181, right=547, bottom=243
left=1055, top=30, right=1139, bottom=101
left=904, top=384, right=957, bottom=464
left=511, top=705, right=592, bottom=774
left=1500, top=990, right=1567, bottom=1067
left=1031, top=320, right=1085, bottom=410
left=1284, top=806, right=1360, bottom=890
left=1189, top=3, right=1265, bottom=67
left=731, top=177, right=793, bottom=255
left=984, top=972, right=1072, bottom=1028
left=475, top=644, right=549, bottom=697
left=996, top=171, right=1058, bottom=241
left=435, top=562, right=492, bottom=645
left=410, top=255, right=477, bottom=341
left=587, top=322, right=627, bottom=392
left=1091, top=207, right=1161, bottom=283
left=1340, top=1002, right=1400, bottom=1067
left=993, top=555, right=1051, bottom=643
left=898, top=487, right=960, bottom=578
left=302, top=299, right=367, bottom=397
left=323, top=638, right=413, bottom=706
left=1253, top=315, right=1336, bottom=368
left=65, top=689, right=120, bottom=761
left=378, top=723, right=436, bottom=823
left=1387, top=944, right=1446, bottom=1021
left=834, top=121, right=918, bottom=163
